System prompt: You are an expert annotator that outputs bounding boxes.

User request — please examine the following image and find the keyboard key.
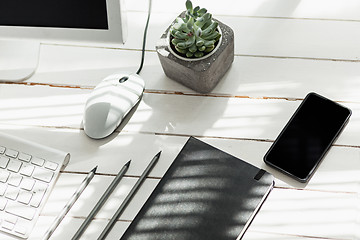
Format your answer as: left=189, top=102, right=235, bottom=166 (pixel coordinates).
left=33, top=168, right=54, bottom=183
left=8, top=173, right=23, bottom=187
left=18, top=190, right=33, bottom=205
left=0, top=146, right=5, bottom=154
left=31, top=157, right=45, bottom=167
left=14, top=223, right=28, bottom=236
left=30, top=182, right=47, bottom=208
left=2, top=221, right=15, bottom=231
left=20, top=178, right=35, bottom=191
left=14, top=218, right=31, bottom=236
left=5, top=149, right=18, bottom=159
left=0, top=198, right=7, bottom=210
left=4, top=213, right=18, bottom=224
left=19, top=163, right=35, bottom=177
left=0, top=170, right=10, bottom=183
left=6, top=202, right=36, bottom=220
left=18, top=153, right=32, bottom=162
left=44, top=161, right=58, bottom=171
left=0, top=182, right=7, bottom=195
left=0, top=156, right=9, bottom=168
left=5, top=186, right=19, bottom=200
left=7, top=159, right=22, bottom=173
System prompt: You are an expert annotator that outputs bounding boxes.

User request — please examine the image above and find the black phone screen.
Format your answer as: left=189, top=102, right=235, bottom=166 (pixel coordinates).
left=264, top=92, right=351, bottom=182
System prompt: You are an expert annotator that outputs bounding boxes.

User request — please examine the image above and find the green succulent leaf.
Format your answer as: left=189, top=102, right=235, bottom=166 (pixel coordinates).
left=176, top=43, right=187, bottom=50
left=171, top=38, right=183, bottom=45
left=204, top=40, right=215, bottom=47
left=177, top=35, right=195, bottom=49
left=215, top=33, right=221, bottom=41
left=198, top=45, right=206, bottom=51
left=201, top=19, right=212, bottom=30
left=196, top=38, right=204, bottom=46
left=175, top=46, right=187, bottom=54
left=204, top=46, right=215, bottom=53
left=175, top=17, right=184, bottom=24
left=189, top=44, right=197, bottom=53
left=195, top=28, right=202, bottom=38
left=186, top=0, right=193, bottom=12
left=174, top=31, right=188, bottom=39
left=182, top=23, right=192, bottom=32
left=202, top=31, right=220, bottom=40
left=201, top=28, right=212, bottom=37
left=198, top=8, right=207, bottom=16
left=195, top=13, right=211, bottom=29
left=186, top=51, right=194, bottom=58
left=170, top=28, right=177, bottom=37
left=194, top=51, right=204, bottom=58
left=202, top=22, right=218, bottom=36
left=187, top=17, right=194, bottom=31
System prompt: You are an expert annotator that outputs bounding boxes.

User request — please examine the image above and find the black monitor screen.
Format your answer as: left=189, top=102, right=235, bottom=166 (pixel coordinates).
left=0, top=0, right=108, bottom=30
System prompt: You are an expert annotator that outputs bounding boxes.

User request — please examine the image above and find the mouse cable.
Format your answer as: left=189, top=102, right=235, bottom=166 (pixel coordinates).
left=136, top=0, right=152, bottom=75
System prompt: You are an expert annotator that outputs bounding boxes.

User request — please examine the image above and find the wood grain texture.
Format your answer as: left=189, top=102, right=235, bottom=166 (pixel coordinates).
left=127, top=0, right=360, bottom=22
left=28, top=44, right=360, bottom=102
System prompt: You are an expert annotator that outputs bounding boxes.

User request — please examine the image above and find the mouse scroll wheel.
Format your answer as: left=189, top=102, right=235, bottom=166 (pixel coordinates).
left=119, top=76, right=129, bottom=83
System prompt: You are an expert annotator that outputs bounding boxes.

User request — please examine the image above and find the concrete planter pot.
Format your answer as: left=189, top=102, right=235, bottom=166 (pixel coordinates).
left=156, top=15, right=234, bottom=93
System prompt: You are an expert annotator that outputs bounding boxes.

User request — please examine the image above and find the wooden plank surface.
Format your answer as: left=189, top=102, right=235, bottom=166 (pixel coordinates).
left=39, top=11, right=360, bottom=61
left=29, top=45, right=360, bottom=102
left=1, top=125, right=359, bottom=193
left=0, top=85, right=358, bottom=146
left=127, top=0, right=360, bottom=21
left=31, top=173, right=359, bottom=239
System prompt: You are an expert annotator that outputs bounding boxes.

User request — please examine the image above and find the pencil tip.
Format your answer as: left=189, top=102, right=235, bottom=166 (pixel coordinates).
left=92, top=166, right=98, bottom=173
left=125, top=160, right=131, bottom=167
left=154, top=151, right=162, bottom=160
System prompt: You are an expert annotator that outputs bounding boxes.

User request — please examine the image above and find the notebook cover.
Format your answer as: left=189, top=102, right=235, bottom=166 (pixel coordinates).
left=120, top=137, right=274, bottom=240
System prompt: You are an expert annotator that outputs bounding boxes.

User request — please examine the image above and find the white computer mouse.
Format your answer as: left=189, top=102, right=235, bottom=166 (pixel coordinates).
left=83, top=72, right=145, bottom=139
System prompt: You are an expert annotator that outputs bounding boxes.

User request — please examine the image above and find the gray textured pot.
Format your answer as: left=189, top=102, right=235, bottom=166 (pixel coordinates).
left=156, top=16, right=234, bottom=93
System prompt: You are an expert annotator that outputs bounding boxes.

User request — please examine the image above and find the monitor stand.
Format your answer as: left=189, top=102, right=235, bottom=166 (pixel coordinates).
left=0, top=40, right=40, bottom=82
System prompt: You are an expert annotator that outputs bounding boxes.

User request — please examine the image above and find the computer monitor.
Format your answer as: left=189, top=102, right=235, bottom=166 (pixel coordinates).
left=0, top=0, right=127, bottom=82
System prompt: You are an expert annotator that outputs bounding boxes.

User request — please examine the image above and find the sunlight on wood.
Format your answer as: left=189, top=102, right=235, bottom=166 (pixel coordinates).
left=250, top=188, right=358, bottom=239
left=0, top=87, right=88, bottom=127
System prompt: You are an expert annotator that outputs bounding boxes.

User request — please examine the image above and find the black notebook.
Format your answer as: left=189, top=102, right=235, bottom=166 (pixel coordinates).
left=120, top=137, right=274, bottom=240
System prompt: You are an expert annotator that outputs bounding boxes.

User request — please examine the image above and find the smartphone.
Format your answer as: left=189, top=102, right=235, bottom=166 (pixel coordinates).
left=264, top=92, right=352, bottom=182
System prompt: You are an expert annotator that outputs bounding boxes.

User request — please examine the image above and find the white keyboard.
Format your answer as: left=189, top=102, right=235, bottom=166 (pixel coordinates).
left=0, top=132, right=70, bottom=239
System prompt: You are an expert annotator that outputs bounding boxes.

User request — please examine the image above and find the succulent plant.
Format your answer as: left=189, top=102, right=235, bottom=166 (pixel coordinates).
left=170, top=0, right=221, bottom=58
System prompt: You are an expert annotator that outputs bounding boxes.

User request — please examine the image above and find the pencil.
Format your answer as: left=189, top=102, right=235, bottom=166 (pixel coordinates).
left=42, top=166, right=97, bottom=240
left=71, top=160, right=131, bottom=240
left=97, top=151, right=161, bottom=240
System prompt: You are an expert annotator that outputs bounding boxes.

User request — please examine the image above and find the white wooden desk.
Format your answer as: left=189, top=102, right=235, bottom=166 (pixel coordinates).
left=1, top=0, right=359, bottom=239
